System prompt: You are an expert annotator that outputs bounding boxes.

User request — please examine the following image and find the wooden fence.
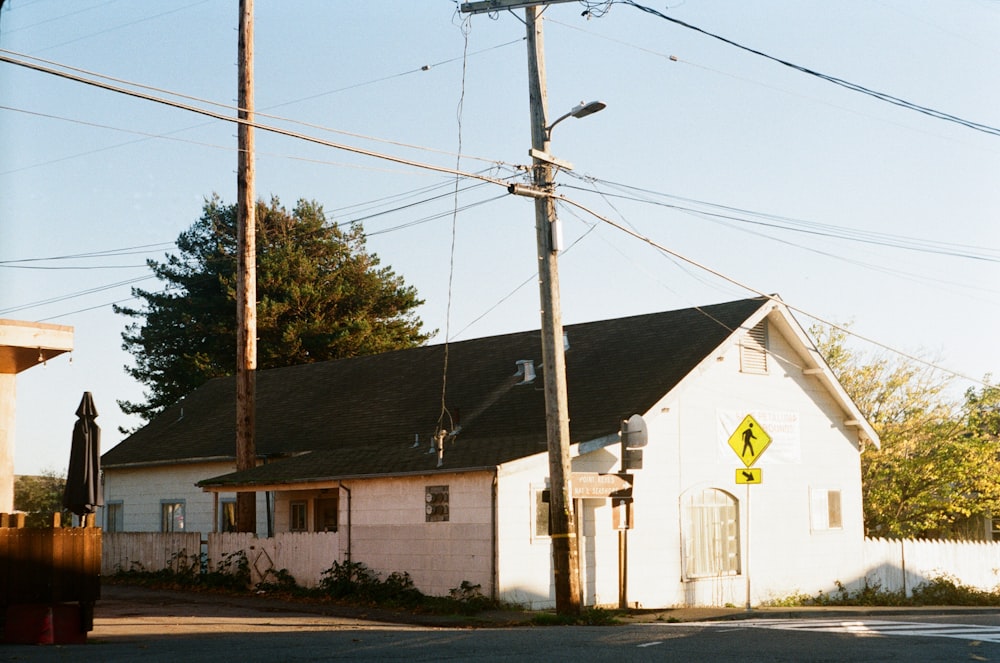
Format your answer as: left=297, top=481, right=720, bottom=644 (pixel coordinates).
left=0, top=513, right=101, bottom=632
left=103, top=531, right=342, bottom=588
left=104, top=532, right=1000, bottom=600
left=863, top=537, right=1000, bottom=595
left=101, top=531, right=202, bottom=577
left=208, top=531, right=341, bottom=587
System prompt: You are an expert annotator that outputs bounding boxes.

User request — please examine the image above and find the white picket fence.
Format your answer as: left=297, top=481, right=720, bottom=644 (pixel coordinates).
left=102, top=532, right=202, bottom=576
left=863, top=537, right=1000, bottom=595
left=103, top=533, right=1000, bottom=598
left=102, top=531, right=343, bottom=587
left=207, top=531, right=342, bottom=587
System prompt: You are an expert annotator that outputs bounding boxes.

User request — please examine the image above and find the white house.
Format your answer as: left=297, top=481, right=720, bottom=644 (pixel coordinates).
left=101, top=296, right=878, bottom=608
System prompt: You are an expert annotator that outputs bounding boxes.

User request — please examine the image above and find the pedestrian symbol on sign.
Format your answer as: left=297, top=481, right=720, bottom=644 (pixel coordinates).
left=727, top=414, right=772, bottom=467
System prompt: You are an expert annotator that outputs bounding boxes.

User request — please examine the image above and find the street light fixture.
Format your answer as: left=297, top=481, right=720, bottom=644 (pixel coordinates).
left=545, top=100, right=606, bottom=140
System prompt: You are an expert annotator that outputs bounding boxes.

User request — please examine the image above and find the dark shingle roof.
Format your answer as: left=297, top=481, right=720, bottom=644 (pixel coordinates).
left=103, top=298, right=767, bottom=483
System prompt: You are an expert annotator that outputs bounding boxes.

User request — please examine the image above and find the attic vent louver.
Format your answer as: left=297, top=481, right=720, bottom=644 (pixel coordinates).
left=515, top=360, right=536, bottom=384
left=740, top=320, right=769, bottom=374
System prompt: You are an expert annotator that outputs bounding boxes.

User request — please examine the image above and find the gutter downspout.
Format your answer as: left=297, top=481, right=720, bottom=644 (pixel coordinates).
left=340, top=481, right=352, bottom=563
left=492, top=470, right=499, bottom=602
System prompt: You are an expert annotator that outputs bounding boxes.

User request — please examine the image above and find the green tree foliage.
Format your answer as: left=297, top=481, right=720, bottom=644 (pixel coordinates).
left=14, top=471, right=70, bottom=528
left=116, top=195, right=431, bottom=422
left=812, top=324, right=1000, bottom=540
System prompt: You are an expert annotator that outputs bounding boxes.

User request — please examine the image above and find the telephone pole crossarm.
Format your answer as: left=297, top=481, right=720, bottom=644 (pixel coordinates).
left=460, top=0, right=576, bottom=14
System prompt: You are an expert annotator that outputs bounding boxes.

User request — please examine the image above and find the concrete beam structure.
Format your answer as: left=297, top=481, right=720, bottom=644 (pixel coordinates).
left=0, top=320, right=74, bottom=512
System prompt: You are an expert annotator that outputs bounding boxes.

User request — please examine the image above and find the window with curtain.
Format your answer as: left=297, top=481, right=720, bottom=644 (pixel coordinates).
left=220, top=499, right=237, bottom=532
left=314, top=497, right=339, bottom=532
left=681, top=488, right=740, bottom=579
left=160, top=500, right=185, bottom=532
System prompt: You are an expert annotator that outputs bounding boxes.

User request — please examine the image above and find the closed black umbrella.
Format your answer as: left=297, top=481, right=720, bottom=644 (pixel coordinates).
left=63, top=391, right=103, bottom=521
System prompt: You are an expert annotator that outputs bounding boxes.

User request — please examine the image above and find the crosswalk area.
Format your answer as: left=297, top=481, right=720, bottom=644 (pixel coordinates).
left=691, top=618, right=1000, bottom=643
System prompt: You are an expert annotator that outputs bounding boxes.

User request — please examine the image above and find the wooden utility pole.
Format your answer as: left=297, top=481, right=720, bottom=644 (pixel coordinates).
left=525, top=7, right=581, bottom=615
left=461, top=0, right=582, bottom=615
left=235, top=0, right=257, bottom=533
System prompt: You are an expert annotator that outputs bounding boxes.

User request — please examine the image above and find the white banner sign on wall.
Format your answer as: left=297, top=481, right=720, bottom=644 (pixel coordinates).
left=717, top=410, right=801, bottom=464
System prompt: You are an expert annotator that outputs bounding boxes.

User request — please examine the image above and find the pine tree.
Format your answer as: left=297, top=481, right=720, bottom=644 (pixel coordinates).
left=116, top=195, right=430, bottom=422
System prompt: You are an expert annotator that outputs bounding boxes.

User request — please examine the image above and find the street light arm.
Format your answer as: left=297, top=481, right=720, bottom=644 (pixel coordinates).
left=545, top=100, right=606, bottom=139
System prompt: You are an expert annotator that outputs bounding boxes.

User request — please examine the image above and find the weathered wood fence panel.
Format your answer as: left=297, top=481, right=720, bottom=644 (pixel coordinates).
left=207, top=531, right=341, bottom=587
left=0, top=525, right=101, bottom=605
left=863, top=537, right=1000, bottom=595
left=103, top=532, right=342, bottom=587
left=101, top=532, right=202, bottom=576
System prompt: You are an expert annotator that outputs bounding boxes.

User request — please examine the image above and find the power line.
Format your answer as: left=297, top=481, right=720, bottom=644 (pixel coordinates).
left=546, top=17, right=997, bottom=155
left=618, top=0, right=1000, bottom=138
left=0, top=242, right=175, bottom=267
left=561, top=177, right=1000, bottom=264
left=0, top=275, right=155, bottom=316
left=553, top=189, right=989, bottom=387
left=0, top=42, right=523, bottom=171
left=0, top=49, right=513, bottom=189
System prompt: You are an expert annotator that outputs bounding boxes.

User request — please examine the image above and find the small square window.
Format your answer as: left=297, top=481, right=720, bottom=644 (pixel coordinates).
left=810, top=489, right=843, bottom=531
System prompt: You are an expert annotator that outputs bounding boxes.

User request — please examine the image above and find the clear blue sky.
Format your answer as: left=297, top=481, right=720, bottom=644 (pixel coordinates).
left=2, top=1, right=999, bottom=476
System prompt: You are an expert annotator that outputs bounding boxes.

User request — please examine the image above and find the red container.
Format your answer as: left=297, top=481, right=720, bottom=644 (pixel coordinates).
left=2, top=603, right=86, bottom=645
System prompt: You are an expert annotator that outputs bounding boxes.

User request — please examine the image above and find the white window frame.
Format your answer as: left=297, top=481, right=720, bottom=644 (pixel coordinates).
left=681, top=488, right=741, bottom=579
left=160, top=500, right=185, bottom=532
left=289, top=500, right=308, bottom=532
left=105, top=500, right=124, bottom=532
left=531, top=485, right=550, bottom=541
left=810, top=488, right=843, bottom=531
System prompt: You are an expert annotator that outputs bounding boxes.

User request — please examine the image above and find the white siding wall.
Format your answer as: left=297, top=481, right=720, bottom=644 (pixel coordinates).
left=624, top=315, right=868, bottom=607
left=494, top=449, right=622, bottom=610
left=102, top=462, right=268, bottom=534
left=273, top=471, right=494, bottom=598
left=495, top=455, right=554, bottom=609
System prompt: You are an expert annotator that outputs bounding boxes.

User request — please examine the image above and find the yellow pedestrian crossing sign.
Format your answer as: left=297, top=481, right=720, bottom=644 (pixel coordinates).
left=728, top=414, right=771, bottom=467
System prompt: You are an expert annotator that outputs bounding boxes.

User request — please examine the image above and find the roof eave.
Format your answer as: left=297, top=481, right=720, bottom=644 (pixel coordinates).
left=104, top=455, right=237, bottom=470
left=198, top=465, right=499, bottom=492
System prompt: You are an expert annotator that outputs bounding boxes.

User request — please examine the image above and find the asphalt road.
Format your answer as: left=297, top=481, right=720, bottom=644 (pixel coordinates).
left=4, top=585, right=1000, bottom=662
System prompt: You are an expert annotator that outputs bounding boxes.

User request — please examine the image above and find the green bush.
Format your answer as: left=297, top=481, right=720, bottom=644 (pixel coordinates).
left=910, top=575, right=1000, bottom=607
left=318, top=560, right=423, bottom=606
left=766, top=575, right=1000, bottom=608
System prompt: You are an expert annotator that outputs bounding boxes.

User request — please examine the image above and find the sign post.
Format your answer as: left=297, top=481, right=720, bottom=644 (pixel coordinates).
left=726, top=414, right=772, bottom=611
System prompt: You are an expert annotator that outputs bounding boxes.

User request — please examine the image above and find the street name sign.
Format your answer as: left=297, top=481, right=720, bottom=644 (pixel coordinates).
left=570, top=473, right=633, bottom=499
